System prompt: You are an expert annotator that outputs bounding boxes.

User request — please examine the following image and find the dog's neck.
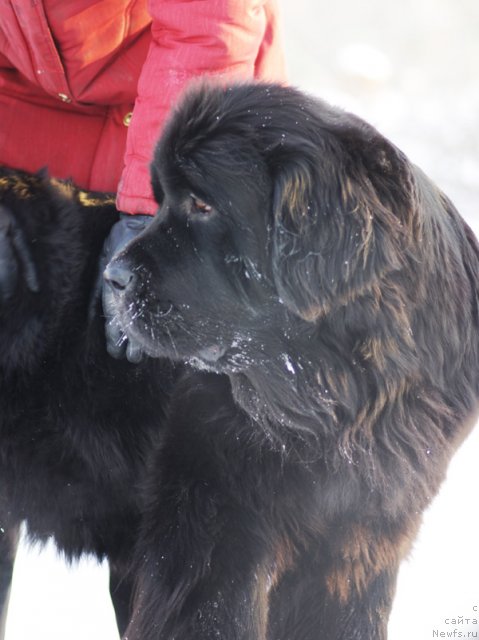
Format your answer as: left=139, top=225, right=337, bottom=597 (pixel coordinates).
left=227, top=337, right=348, bottom=455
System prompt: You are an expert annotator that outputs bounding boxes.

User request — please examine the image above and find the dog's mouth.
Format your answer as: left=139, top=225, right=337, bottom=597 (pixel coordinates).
left=113, top=294, right=232, bottom=366
left=104, top=256, right=267, bottom=371
left=106, top=269, right=258, bottom=371
left=119, top=311, right=266, bottom=376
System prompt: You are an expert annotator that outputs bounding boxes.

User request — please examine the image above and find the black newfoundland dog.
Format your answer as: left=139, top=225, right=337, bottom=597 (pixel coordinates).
left=0, top=169, right=180, bottom=638
left=104, top=83, right=479, bottom=640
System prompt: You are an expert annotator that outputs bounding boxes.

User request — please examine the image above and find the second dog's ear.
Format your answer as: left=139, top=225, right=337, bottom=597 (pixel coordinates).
left=269, top=122, right=417, bottom=321
left=0, top=205, right=39, bottom=303
left=150, top=158, right=165, bottom=207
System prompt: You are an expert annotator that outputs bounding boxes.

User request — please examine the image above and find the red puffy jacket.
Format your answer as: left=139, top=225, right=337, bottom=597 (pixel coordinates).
left=0, top=0, right=286, bottom=214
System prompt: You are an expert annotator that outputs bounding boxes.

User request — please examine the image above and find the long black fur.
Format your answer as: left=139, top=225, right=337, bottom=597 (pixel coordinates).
left=106, top=83, right=479, bottom=640
left=0, top=168, right=180, bottom=638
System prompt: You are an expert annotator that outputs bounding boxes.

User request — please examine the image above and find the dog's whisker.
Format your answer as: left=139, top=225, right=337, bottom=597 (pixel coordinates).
left=164, top=324, right=179, bottom=358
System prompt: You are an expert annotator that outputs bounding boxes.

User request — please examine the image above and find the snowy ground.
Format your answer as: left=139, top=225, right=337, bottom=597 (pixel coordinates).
left=5, top=1, right=479, bottom=638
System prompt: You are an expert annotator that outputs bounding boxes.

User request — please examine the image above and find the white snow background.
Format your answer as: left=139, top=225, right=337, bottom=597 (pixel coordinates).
left=5, top=0, right=479, bottom=638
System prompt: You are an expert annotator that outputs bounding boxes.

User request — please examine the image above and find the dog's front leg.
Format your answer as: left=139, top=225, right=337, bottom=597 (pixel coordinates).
left=124, top=482, right=272, bottom=640
left=123, top=372, right=288, bottom=640
left=267, top=519, right=411, bottom=640
left=268, top=551, right=399, bottom=640
left=109, top=558, right=136, bottom=638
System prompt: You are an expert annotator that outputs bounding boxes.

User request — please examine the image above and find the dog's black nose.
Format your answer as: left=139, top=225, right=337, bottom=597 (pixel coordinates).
left=103, top=260, right=135, bottom=292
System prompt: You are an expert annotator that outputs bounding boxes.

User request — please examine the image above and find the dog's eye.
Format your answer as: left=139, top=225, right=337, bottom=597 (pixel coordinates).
left=189, top=194, right=213, bottom=217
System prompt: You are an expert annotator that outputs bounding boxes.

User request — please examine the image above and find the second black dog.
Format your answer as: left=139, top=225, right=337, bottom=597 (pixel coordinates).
left=0, top=167, right=179, bottom=638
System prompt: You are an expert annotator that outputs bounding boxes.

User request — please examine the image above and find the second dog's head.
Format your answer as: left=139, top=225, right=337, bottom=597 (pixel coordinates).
left=105, top=83, right=417, bottom=372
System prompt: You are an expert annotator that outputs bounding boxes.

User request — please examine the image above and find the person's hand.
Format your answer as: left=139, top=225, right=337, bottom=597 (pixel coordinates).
left=0, top=205, right=39, bottom=303
left=96, top=213, right=152, bottom=362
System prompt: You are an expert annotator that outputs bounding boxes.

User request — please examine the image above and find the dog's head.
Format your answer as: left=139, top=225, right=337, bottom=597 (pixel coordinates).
left=0, top=168, right=117, bottom=372
left=106, top=83, right=418, bottom=372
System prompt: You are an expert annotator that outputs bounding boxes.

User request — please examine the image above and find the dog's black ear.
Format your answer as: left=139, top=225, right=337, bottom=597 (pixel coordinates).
left=269, top=119, right=418, bottom=321
left=150, top=156, right=165, bottom=207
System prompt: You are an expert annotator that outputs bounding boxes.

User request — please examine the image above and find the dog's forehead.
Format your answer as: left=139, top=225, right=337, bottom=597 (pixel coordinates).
left=159, top=84, right=292, bottom=165
left=158, top=133, right=266, bottom=206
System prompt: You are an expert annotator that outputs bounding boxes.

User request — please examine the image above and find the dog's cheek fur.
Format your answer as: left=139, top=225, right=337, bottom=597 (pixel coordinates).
left=270, top=130, right=418, bottom=321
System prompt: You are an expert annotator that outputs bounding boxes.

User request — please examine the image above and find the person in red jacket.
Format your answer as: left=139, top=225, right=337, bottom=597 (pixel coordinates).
left=0, top=0, right=286, bottom=360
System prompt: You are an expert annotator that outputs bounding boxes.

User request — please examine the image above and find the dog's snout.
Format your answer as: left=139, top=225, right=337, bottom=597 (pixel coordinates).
left=104, top=260, right=135, bottom=292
